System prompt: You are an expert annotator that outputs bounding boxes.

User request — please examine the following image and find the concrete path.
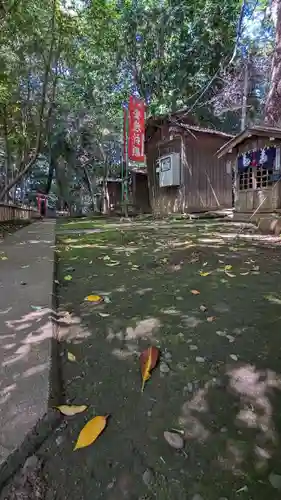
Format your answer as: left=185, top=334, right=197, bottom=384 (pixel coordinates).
left=0, top=221, right=56, bottom=480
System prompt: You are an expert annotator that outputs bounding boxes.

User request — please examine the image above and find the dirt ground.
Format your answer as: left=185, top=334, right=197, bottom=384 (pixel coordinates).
left=3, top=219, right=281, bottom=500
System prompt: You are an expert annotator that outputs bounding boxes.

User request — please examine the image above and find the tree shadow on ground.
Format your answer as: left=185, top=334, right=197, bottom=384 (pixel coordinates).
left=38, top=222, right=281, bottom=500
left=0, top=306, right=64, bottom=496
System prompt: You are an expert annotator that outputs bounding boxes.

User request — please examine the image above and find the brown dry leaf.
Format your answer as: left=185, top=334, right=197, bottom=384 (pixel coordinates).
left=191, top=290, right=200, bottom=295
left=207, top=316, right=216, bottom=322
left=56, top=405, right=87, bottom=416
left=74, top=415, right=108, bottom=451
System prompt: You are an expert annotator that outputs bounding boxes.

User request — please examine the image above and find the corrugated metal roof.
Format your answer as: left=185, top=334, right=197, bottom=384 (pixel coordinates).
left=217, top=126, right=281, bottom=158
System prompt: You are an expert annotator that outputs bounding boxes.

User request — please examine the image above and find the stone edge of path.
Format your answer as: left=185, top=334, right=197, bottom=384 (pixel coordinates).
left=0, top=222, right=63, bottom=491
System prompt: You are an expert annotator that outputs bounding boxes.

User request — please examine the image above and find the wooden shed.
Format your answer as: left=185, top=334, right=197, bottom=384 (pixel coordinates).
left=145, top=113, right=233, bottom=215
left=217, top=126, right=281, bottom=214
left=101, top=168, right=150, bottom=214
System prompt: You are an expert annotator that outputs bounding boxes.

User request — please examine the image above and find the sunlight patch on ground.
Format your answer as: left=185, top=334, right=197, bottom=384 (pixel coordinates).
left=160, top=307, right=181, bottom=315
left=183, top=315, right=204, bottom=328
left=136, top=287, right=153, bottom=295
left=66, top=243, right=100, bottom=249
left=125, top=317, right=161, bottom=341
left=264, top=294, right=281, bottom=305
left=23, top=362, right=49, bottom=378
left=178, top=363, right=281, bottom=475
left=197, top=237, right=225, bottom=244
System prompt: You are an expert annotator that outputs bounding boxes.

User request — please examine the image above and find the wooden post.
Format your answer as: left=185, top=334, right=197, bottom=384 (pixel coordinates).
left=122, top=106, right=128, bottom=217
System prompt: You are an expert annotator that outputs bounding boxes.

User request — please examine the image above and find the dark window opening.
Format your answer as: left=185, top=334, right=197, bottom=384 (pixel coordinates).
left=256, top=167, right=273, bottom=188
left=239, top=168, right=253, bottom=190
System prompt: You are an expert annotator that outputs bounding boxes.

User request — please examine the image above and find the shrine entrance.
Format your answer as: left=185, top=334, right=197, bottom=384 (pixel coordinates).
left=36, top=193, right=48, bottom=217
left=217, top=127, right=281, bottom=214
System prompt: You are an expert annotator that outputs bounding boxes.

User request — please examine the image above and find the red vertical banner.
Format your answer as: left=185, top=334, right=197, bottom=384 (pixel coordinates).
left=37, top=195, right=41, bottom=212
left=128, top=96, right=145, bottom=162
left=123, top=106, right=127, bottom=160
left=122, top=106, right=127, bottom=201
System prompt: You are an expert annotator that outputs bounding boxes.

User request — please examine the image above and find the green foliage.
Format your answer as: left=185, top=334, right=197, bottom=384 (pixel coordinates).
left=115, top=0, right=241, bottom=115
left=3, top=0, right=270, bottom=205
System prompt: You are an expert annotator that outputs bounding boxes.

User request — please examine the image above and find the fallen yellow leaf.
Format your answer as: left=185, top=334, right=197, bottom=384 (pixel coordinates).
left=67, top=351, right=76, bottom=362
left=140, top=346, right=159, bottom=392
left=1, top=256, right=8, bottom=261
left=199, top=271, right=212, bottom=277
left=74, top=415, right=108, bottom=451
left=224, top=265, right=232, bottom=271
left=191, top=290, right=200, bottom=295
left=64, top=275, right=72, bottom=281
left=56, top=405, right=87, bottom=416
left=85, top=295, right=103, bottom=303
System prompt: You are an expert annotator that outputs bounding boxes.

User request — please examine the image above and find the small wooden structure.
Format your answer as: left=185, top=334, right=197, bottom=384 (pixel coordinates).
left=145, top=113, right=233, bottom=214
left=217, top=126, right=281, bottom=213
left=102, top=168, right=150, bottom=214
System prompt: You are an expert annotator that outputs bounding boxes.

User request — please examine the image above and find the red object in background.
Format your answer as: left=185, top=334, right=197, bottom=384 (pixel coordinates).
left=128, top=96, right=145, bottom=162
left=251, top=151, right=257, bottom=167
left=123, top=106, right=127, bottom=160
left=36, top=193, right=47, bottom=215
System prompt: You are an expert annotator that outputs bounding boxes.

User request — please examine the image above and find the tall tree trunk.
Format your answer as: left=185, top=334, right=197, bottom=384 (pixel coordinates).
left=82, top=164, right=95, bottom=211
left=2, top=105, right=12, bottom=202
left=0, top=0, right=57, bottom=201
left=264, top=0, right=281, bottom=126
left=45, top=157, right=56, bottom=194
left=102, top=163, right=110, bottom=215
